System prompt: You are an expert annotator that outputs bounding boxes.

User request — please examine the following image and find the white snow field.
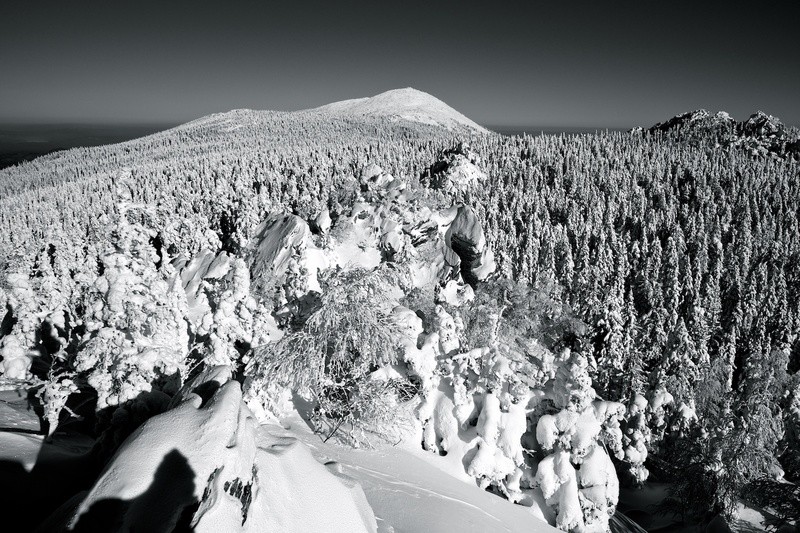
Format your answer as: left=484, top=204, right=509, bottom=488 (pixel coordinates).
left=278, top=412, right=558, bottom=533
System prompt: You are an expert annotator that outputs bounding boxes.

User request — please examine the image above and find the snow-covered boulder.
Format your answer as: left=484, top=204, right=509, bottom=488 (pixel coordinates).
left=250, top=213, right=326, bottom=300
left=69, top=367, right=377, bottom=532
left=429, top=143, right=487, bottom=195
left=359, top=163, right=396, bottom=191
left=360, top=164, right=407, bottom=202
left=395, top=202, right=494, bottom=290
left=325, top=202, right=383, bottom=271
left=445, top=205, right=496, bottom=286
left=314, top=208, right=332, bottom=234
left=438, top=279, right=475, bottom=307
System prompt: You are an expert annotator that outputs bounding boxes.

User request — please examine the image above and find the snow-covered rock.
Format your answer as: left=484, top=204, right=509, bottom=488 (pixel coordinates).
left=445, top=204, right=496, bottom=286
left=69, top=367, right=377, bottom=532
left=250, top=213, right=326, bottom=300
left=429, top=143, right=488, bottom=195
left=313, top=208, right=332, bottom=234
left=325, top=203, right=384, bottom=271
left=438, top=279, right=475, bottom=307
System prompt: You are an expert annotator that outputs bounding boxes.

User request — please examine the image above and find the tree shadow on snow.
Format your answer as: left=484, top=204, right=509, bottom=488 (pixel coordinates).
left=0, top=386, right=195, bottom=532
left=0, top=435, right=96, bottom=532
left=67, top=449, right=197, bottom=533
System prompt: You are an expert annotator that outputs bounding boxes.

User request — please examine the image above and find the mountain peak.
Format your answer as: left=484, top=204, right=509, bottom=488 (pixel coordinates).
left=310, top=87, right=487, bottom=133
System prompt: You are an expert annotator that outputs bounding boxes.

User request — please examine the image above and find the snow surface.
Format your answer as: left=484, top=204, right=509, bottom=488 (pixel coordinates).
left=282, top=414, right=558, bottom=533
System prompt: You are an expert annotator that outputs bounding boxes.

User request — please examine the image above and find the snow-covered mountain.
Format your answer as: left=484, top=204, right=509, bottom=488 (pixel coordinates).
left=308, top=87, right=488, bottom=133
left=168, top=88, right=487, bottom=141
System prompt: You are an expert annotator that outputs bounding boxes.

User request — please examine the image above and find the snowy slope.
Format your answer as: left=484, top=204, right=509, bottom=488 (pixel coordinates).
left=281, top=415, right=558, bottom=533
left=309, top=88, right=488, bottom=133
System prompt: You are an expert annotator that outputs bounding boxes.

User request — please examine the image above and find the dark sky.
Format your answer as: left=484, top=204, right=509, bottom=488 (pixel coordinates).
left=1, top=1, right=798, bottom=128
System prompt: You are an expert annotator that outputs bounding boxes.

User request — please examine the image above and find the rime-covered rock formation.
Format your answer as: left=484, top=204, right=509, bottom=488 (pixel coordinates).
left=240, top=158, right=496, bottom=308
left=428, top=142, right=487, bottom=195
left=249, top=213, right=327, bottom=299
left=445, top=205, right=496, bottom=287
left=647, top=109, right=800, bottom=158
left=237, top=151, right=631, bottom=531
left=310, top=87, right=488, bottom=133
left=647, top=109, right=736, bottom=136
left=740, top=110, right=787, bottom=138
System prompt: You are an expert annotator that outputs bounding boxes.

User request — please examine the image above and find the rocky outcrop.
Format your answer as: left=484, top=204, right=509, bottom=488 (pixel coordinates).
left=249, top=213, right=326, bottom=300
left=740, top=110, right=787, bottom=138
left=647, top=109, right=735, bottom=134
left=646, top=109, right=800, bottom=158
left=445, top=205, right=496, bottom=287
left=428, top=142, right=486, bottom=196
